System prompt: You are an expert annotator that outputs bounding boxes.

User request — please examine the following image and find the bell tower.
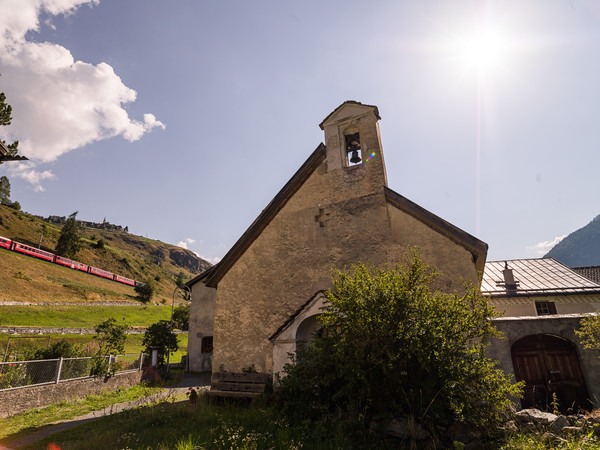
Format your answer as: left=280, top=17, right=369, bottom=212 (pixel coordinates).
left=319, top=101, right=388, bottom=188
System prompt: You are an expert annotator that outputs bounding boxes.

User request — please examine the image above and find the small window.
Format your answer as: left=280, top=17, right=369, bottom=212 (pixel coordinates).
left=201, top=336, right=213, bottom=353
left=535, top=301, right=557, bottom=316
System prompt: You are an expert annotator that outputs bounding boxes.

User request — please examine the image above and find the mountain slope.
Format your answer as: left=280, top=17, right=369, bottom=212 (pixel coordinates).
left=544, top=214, right=600, bottom=266
left=0, top=205, right=211, bottom=302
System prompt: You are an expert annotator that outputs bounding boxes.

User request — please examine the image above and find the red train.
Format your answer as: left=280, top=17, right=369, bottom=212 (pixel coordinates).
left=0, top=236, right=137, bottom=287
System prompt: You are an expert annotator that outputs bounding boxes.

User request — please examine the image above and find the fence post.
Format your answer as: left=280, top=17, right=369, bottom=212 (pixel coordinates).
left=56, top=357, right=63, bottom=383
left=138, top=352, right=144, bottom=370
left=107, top=354, right=112, bottom=375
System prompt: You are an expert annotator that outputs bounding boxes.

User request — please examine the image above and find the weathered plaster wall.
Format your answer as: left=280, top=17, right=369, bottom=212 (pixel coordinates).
left=385, top=206, right=480, bottom=292
left=487, top=315, right=600, bottom=408
left=490, top=294, right=600, bottom=317
left=188, top=282, right=216, bottom=372
left=0, top=370, right=143, bottom=418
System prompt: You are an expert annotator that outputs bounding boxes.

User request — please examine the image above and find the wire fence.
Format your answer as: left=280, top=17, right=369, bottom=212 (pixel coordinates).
left=0, top=353, right=145, bottom=391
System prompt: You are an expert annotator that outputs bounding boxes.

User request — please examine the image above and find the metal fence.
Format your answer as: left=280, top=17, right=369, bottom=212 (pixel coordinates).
left=0, top=353, right=145, bottom=391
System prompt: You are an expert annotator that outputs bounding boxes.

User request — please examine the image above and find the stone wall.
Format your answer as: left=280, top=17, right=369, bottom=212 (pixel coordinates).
left=0, top=370, right=143, bottom=418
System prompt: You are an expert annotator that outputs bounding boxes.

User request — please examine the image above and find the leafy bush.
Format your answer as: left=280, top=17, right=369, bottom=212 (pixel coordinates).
left=142, top=320, right=178, bottom=366
left=94, top=318, right=128, bottom=355
left=135, top=280, right=155, bottom=304
left=576, top=315, right=600, bottom=352
left=172, top=304, right=189, bottom=331
left=276, top=251, right=522, bottom=438
left=27, top=339, right=81, bottom=360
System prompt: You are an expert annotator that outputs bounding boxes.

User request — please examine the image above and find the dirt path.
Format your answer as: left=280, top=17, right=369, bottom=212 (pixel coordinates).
left=0, top=373, right=210, bottom=449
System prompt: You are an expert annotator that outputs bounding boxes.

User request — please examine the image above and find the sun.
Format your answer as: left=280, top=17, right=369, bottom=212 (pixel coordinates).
left=453, top=28, right=509, bottom=74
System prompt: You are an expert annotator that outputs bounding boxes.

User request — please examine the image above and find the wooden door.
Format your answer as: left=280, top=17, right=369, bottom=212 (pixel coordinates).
left=511, top=334, right=592, bottom=413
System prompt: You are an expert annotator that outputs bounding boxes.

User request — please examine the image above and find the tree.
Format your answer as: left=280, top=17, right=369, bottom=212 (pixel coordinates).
left=0, top=92, right=20, bottom=162
left=276, top=251, right=522, bottom=440
left=172, top=304, right=190, bottom=331
left=175, top=271, right=187, bottom=288
left=134, top=279, right=155, bottom=303
left=55, top=211, right=81, bottom=258
left=142, top=320, right=179, bottom=366
left=94, top=318, right=129, bottom=355
left=0, top=176, right=10, bottom=204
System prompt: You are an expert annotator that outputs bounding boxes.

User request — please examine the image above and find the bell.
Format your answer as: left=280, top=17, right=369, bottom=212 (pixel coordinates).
left=348, top=139, right=362, bottom=164
left=350, top=149, right=361, bottom=164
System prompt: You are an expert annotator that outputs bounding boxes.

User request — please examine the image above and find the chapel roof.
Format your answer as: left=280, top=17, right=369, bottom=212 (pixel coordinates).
left=481, top=258, right=600, bottom=297
left=187, top=140, right=487, bottom=288
left=319, top=100, right=381, bottom=130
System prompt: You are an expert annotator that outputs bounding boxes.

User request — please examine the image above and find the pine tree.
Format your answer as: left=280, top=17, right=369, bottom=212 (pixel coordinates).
left=0, top=176, right=10, bottom=204
left=55, top=212, right=81, bottom=258
left=0, top=92, right=20, bottom=163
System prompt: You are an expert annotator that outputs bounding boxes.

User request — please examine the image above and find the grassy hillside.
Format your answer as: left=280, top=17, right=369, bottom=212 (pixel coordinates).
left=0, top=205, right=211, bottom=303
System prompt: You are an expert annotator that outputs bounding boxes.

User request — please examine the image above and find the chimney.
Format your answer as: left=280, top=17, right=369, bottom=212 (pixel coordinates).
left=502, top=261, right=518, bottom=292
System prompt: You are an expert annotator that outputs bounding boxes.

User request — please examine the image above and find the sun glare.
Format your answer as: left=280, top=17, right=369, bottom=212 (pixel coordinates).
left=453, top=29, right=509, bottom=74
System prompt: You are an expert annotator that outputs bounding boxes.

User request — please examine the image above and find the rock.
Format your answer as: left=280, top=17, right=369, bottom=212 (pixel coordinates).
left=541, top=432, right=567, bottom=446
left=382, top=417, right=430, bottom=441
left=550, top=415, right=569, bottom=433
left=515, top=409, right=558, bottom=426
left=561, top=426, right=583, bottom=435
left=501, top=420, right=518, bottom=433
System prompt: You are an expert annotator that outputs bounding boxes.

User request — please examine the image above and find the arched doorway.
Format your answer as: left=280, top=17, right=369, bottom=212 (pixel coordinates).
left=511, top=334, right=592, bottom=413
left=295, top=314, right=321, bottom=345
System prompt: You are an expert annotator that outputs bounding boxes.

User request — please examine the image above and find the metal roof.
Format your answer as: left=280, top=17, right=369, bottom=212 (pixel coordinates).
left=481, top=258, right=600, bottom=297
left=572, top=266, right=600, bottom=284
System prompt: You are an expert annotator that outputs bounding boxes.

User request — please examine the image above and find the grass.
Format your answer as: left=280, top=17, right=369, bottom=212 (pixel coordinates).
left=15, top=394, right=355, bottom=450
left=500, top=429, right=600, bottom=449
left=2, top=388, right=600, bottom=449
left=0, top=333, right=189, bottom=363
left=0, top=384, right=164, bottom=442
left=0, top=249, right=137, bottom=303
left=0, top=304, right=174, bottom=328
left=13, top=394, right=600, bottom=450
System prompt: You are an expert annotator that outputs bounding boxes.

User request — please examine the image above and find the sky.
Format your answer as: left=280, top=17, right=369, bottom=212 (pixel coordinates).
left=1, top=0, right=599, bottom=265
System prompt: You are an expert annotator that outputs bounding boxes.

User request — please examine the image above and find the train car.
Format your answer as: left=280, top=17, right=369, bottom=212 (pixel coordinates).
left=54, top=255, right=89, bottom=272
left=114, top=274, right=136, bottom=286
left=2, top=235, right=138, bottom=287
left=13, top=242, right=55, bottom=262
left=0, top=236, right=11, bottom=250
left=88, top=266, right=115, bottom=280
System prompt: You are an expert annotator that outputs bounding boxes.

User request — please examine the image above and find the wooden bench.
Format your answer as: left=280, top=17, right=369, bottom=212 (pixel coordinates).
left=209, top=372, right=268, bottom=398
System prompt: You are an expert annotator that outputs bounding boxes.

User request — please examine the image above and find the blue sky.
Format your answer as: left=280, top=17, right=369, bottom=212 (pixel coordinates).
left=1, top=0, right=599, bottom=264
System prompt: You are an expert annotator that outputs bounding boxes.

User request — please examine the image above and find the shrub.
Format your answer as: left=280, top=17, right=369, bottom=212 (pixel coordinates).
left=142, top=320, right=178, bottom=366
left=276, top=251, right=522, bottom=439
left=576, top=315, right=600, bottom=352
left=94, top=318, right=128, bottom=355
left=135, top=280, right=155, bottom=303
left=172, top=304, right=189, bottom=331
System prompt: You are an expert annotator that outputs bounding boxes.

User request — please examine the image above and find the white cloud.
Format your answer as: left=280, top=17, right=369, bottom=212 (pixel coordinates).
left=527, top=234, right=567, bottom=255
left=199, top=255, right=222, bottom=265
left=0, top=0, right=164, bottom=189
left=6, top=162, right=55, bottom=191
left=177, top=238, right=197, bottom=250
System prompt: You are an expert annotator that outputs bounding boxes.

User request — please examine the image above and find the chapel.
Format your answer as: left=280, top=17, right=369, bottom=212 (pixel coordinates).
left=186, top=101, right=487, bottom=380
